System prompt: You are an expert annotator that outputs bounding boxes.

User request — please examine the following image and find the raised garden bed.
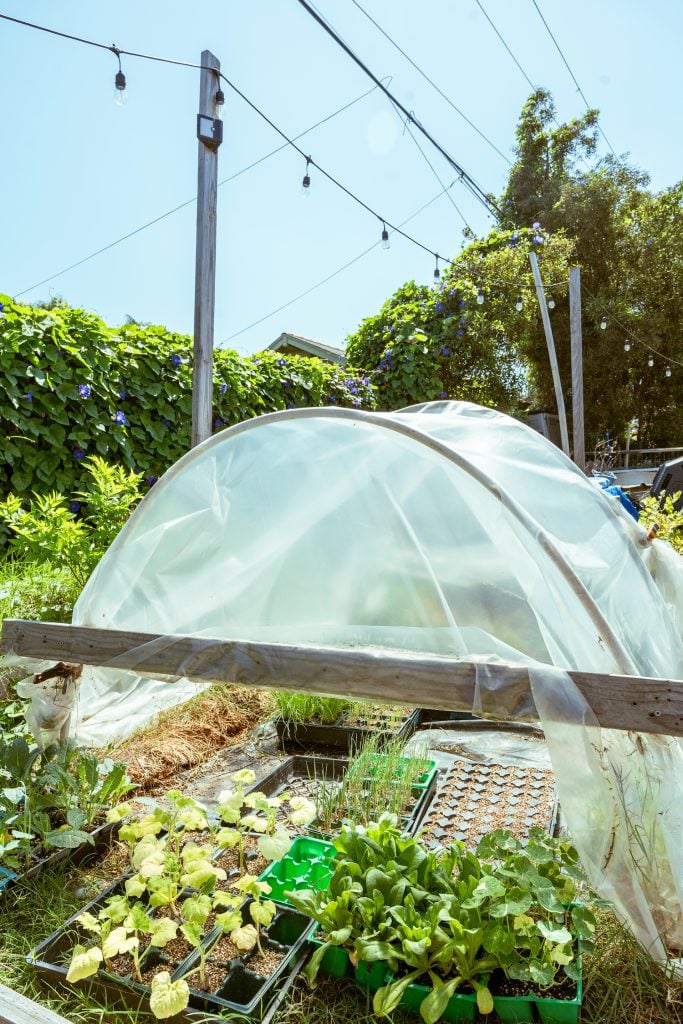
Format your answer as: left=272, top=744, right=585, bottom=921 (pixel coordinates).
left=0, top=822, right=120, bottom=894
left=275, top=706, right=419, bottom=752
left=419, top=759, right=558, bottom=849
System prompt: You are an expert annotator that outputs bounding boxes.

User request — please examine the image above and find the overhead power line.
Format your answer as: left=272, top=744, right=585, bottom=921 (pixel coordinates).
left=529, top=0, right=618, bottom=158
left=294, top=0, right=501, bottom=220
left=13, top=80, right=386, bottom=298
left=349, top=0, right=511, bottom=166
left=473, top=0, right=537, bottom=93
left=224, top=179, right=461, bottom=343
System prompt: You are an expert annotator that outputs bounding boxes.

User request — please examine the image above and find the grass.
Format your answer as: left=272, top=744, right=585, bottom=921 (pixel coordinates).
left=273, top=692, right=351, bottom=726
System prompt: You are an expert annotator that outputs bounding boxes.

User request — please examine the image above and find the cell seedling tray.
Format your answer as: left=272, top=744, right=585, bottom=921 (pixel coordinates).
left=275, top=707, right=419, bottom=752
left=259, top=835, right=335, bottom=905
left=0, top=821, right=119, bottom=894
left=419, top=759, right=558, bottom=849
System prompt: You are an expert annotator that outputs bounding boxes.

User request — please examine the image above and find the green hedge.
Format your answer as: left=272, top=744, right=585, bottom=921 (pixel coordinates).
left=0, top=296, right=375, bottom=500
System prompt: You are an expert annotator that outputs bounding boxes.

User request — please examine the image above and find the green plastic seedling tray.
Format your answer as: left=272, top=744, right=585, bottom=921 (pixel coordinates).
left=259, top=835, right=335, bottom=905
left=347, top=755, right=438, bottom=790
left=308, top=934, right=352, bottom=979
left=354, top=964, right=477, bottom=1023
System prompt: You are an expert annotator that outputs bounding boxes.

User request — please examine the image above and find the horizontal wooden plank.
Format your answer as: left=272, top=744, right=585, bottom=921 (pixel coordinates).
left=2, top=619, right=682, bottom=737
left=0, top=982, right=71, bottom=1024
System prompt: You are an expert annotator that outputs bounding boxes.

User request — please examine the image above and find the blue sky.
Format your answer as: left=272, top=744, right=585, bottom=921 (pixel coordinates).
left=1, top=1, right=681, bottom=356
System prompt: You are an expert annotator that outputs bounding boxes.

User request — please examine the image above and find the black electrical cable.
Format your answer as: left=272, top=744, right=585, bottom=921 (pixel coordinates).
left=473, top=0, right=537, bottom=93
left=530, top=0, right=618, bottom=158
left=293, top=0, right=502, bottom=220
left=349, top=0, right=512, bottom=166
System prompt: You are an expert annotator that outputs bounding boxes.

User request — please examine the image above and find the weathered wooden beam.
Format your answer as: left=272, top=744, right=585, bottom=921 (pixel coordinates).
left=0, top=982, right=71, bottom=1024
left=2, top=620, right=682, bottom=737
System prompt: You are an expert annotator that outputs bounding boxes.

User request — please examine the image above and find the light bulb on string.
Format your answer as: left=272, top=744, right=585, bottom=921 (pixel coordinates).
left=624, top=340, right=631, bottom=352
left=515, top=295, right=523, bottom=312
left=381, top=223, right=390, bottom=250
left=476, top=288, right=485, bottom=305
left=647, top=355, right=654, bottom=368
left=600, top=316, right=607, bottom=330
left=301, top=157, right=311, bottom=197
left=666, top=366, right=672, bottom=377
left=215, top=88, right=225, bottom=118
left=433, top=256, right=440, bottom=285
left=113, top=47, right=126, bottom=106
left=547, top=295, right=555, bottom=310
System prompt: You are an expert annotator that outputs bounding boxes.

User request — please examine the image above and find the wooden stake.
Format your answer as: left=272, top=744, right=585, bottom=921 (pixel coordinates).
left=529, top=252, right=570, bottom=457
left=569, top=266, right=585, bottom=471
left=192, top=50, right=221, bottom=448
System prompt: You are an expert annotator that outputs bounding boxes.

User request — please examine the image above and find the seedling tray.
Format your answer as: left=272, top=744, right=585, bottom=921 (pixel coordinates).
left=249, top=755, right=437, bottom=838
left=0, top=821, right=119, bottom=894
left=258, top=835, right=335, bottom=905
left=346, top=754, right=438, bottom=790
left=419, top=759, right=558, bottom=850
left=28, top=879, right=314, bottom=1022
left=275, top=707, right=419, bottom=752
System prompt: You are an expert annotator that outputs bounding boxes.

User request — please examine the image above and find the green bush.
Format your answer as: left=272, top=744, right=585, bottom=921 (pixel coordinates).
left=0, top=296, right=375, bottom=503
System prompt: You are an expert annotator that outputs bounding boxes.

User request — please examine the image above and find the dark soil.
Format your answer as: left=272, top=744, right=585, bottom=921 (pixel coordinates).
left=489, top=968, right=578, bottom=1001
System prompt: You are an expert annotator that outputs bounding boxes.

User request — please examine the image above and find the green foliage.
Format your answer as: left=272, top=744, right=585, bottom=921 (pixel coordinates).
left=639, top=491, right=683, bottom=554
left=289, top=816, right=593, bottom=1019
left=0, top=736, right=133, bottom=871
left=345, top=228, right=573, bottom=413
left=274, top=691, right=351, bottom=725
left=0, top=296, right=375, bottom=505
left=0, top=456, right=144, bottom=590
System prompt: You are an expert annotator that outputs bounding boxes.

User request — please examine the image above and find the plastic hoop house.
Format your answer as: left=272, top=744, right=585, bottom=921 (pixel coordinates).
left=12, top=401, right=683, bottom=966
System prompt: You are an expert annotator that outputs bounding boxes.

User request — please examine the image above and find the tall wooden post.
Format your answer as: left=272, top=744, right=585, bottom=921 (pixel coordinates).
left=192, top=50, right=222, bottom=448
left=569, top=266, right=585, bottom=471
left=529, top=252, right=570, bottom=457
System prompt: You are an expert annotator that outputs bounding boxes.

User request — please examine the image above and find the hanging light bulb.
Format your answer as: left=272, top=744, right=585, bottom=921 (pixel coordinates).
left=647, top=355, right=654, bottom=368
left=381, top=223, right=390, bottom=250
left=624, top=340, right=631, bottom=352
left=215, top=87, right=225, bottom=118
left=113, top=48, right=126, bottom=106
left=476, top=288, right=485, bottom=305
left=547, top=294, right=556, bottom=310
left=600, top=316, right=607, bottom=330
left=665, top=366, right=672, bottom=377
left=515, top=295, right=523, bottom=312
left=433, top=256, right=440, bottom=284
left=301, top=157, right=311, bottom=197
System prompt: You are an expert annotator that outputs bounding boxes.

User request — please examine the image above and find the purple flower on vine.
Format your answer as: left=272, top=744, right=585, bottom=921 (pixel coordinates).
left=146, top=475, right=158, bottom=487
left=389, top=326, right=395, bottom=334
left=435, top=302, right=443, bottom=312
left=277, top=358, right=286, bottom=367
left=114, top=410, right=127, bottom=426
left=362, top=377, right=370, bottom=386
left=441, top=346, right=450, bottom=356
left=219, top=383, right=227, bottom=394
left=532, top=235, right=544, bottom=245
left=456, top=329, right=464, bottom=337
left=440, top=391, right=448, bottom=399
left=162, top=419, right=172, bottom=428
left=532, top=221, right=541, bottom=230
left=352, top=397, right=361, bottom=407
left=26, top=390, right=33, bottom=402
left=283, top=380, right=291, bottom=388
left=73, top=447, right=86, bottom=461
left=78, top=384, right=91, bottom=399
left=70, top=501, right=81, bottom=513
left=286, top=402, right=293, bottom=409
left=214, top=418, right=224, bottom=429
left=119, top=387, right=126, bottom=400
left=170, top=354, right=183, bottom=366
left=329, top=395, right=337, bottom=404
left=460, top=300, right=466, bottom=308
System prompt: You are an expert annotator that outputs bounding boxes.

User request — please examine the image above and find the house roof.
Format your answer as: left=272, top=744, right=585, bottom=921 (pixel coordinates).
left=266, top=332, right=346, bottom=365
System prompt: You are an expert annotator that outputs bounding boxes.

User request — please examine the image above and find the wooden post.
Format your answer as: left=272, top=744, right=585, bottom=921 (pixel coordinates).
left=529, top=252, right=570, bottom=457
left=192, top=50, right=222, bottom=448
left=569, top=266, right=585, bottom=471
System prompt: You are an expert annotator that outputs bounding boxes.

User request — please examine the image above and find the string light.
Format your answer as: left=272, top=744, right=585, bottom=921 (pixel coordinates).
left=433, top=256, right=440, bottom=284
left=600, top=316, right=607, bottom=330
left=647, top=355, right=654, bottom=368
left=476, top=287, right=485, bottom=305
left=215, top=88, right=225, bottom=115
left=666, top=366, right=672, bottom=377
left=515, top=294, right=523, bottom=312
left=113, top=47, right=126, bottom=106
left=381, top=222, right=390, bottom=250
left=547, top=294, right=555, bottom=309
left=624, top=340, right=631, bottom=352
left=301, top=156, right=311, bottom=197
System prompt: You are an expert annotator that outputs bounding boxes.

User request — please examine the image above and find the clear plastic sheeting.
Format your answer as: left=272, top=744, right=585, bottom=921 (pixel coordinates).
left=3, top=401, right=683, bottom=966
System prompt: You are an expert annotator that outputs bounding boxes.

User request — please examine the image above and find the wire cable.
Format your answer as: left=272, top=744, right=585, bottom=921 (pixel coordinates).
left=224, top=179, right=461, bottom=343
left=349, top=0, right=511, bottom=166
left=530, top=0, right=617, bottom=157
left=473, top=0, right=537, bottom=93
left=583, top=285, right=683, bottom=368
left=294, top=0, right=501, bottom=219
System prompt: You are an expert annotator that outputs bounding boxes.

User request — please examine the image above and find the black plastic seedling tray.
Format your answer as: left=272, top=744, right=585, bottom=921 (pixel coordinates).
left=419, top=758, right=558, bottom=850
left=275, top=707, right=420, bottom=752
left=249, top=755, right=437, bottom=838
left=0, top=821, right=119, bottom=895
left=28, top=879, right=314, bottom=1022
